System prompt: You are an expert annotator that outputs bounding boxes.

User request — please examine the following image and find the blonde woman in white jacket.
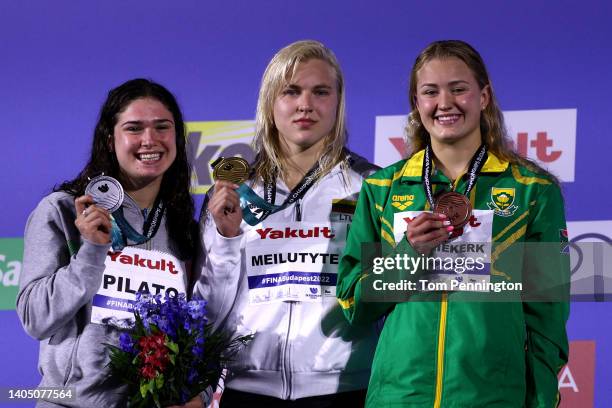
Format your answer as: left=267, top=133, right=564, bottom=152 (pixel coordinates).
left=193, top=40, right=379, bottom=407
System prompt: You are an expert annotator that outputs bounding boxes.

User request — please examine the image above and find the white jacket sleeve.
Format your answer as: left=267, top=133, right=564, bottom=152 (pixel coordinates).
left=192, top=203, right=244, bottom=332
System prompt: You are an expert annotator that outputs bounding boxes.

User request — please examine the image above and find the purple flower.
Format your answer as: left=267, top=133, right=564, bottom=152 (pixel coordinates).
left=187, top=300, right=207, bottom=320
left=119, top=332, right=136, bottom=354
left=187, top=367, right=198, bottom=384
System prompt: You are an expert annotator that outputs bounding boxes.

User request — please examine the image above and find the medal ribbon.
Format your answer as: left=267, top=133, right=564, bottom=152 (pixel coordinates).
left=422, top=144, right=488, bottom=208
left=238, top=162, right=322, bottom=226
left=110, top=196, right=165, bottom=250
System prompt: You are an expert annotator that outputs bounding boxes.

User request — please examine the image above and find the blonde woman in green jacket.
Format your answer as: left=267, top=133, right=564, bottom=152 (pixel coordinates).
left=337, top=40, right=569, bottom=408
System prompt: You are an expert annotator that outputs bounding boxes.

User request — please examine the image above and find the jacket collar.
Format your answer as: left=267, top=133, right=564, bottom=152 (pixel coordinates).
left=400, top=148, right=509, bottom=182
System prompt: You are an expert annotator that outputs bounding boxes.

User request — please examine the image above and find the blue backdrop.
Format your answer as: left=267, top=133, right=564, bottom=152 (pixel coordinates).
left=1, top=1, right=610, bottom=406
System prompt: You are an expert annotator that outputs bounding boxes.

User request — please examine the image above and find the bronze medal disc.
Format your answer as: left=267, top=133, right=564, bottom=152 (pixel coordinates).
left=211, top=157, right=250, bottom=184
left=433, top=192, right=472, bottom=228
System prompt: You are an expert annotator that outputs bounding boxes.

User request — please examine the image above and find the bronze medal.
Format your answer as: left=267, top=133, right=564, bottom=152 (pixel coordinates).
left=211, top=157, right=250, bottom=184
left=433, top=191, right=472, bottom=228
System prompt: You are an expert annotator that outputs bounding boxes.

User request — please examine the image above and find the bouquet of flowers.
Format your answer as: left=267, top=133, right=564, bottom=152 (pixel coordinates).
left=106, top=292, right=251, bottom=407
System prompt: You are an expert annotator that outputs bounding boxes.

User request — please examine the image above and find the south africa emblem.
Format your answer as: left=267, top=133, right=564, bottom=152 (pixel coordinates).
left=487, top=187, right=518, bottom=217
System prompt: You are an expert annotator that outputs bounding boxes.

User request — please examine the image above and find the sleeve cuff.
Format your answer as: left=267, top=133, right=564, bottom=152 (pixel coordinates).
left=76, top=239, right=112, bottom=266
left=212, top=228, right=243, bottom=258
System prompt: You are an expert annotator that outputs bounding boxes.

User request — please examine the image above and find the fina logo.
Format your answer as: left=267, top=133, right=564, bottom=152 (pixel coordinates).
left=309, top=287, right=319, bottom=295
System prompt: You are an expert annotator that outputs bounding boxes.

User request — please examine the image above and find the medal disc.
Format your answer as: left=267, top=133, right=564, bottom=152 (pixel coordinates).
left=85, top=175, right=124, bottom=213
left=211, top=157, right=250, bottom=184
left=433, top=191, right=472, bottom=228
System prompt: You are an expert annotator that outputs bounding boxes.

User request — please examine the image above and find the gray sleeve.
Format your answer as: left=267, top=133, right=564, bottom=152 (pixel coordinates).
left=16, top=196, right=110, bottom=340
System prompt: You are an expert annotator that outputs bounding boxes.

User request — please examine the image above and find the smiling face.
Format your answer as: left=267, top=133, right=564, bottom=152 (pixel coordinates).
left=415, top=57, right=490, bottom=149
left=112, top=97, right=177, bottom=190
left=272, top=58, right=339, bottom=155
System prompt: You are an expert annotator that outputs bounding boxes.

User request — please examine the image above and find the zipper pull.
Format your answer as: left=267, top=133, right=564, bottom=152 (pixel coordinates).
left=295, top=200, right=302, bottom=221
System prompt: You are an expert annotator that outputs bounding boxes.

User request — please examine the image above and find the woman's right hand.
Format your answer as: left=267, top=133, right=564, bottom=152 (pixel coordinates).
left=405, top=212, right=452, bottom=255
left=74, top=195, right=112, bottom=244
left=208, top=180, right=242, bottom=238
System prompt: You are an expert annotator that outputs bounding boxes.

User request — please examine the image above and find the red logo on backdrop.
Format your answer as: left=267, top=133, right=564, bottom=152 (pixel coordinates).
left=389, top=137, right=408, bottom=158
left=558, top=340, right=596, bottom=408
left=511, top=132, right=562, bottom=162
left=390, top=132, right=563, bottom=163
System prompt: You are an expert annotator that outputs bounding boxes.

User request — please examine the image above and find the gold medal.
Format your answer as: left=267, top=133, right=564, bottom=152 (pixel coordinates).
left=211, top=157, right=250, bottom=184
left=434, top=191, right=472, bottom=228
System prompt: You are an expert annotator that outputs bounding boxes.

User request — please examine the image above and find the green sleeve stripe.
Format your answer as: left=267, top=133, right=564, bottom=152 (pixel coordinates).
left=511, top=165, right=552, bottom=185
left=493, top=209, right=530, bottom=241
left=337, top=297, right=354, bottom=309
left=381, top=229, right=396, bottom=247
left=366, top=178, right=392, bottom=187
left=492, top=225, right=527, bottom=261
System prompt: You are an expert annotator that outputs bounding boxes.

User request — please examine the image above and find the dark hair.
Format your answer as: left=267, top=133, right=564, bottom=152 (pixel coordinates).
left=405, top=40, right=558, bottom=183
left=56, top=78, right=196, bottom=260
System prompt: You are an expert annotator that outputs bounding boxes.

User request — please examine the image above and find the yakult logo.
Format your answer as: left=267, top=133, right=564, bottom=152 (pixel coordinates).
left=374, top=109, right=576, bottom=182
left=256, top=226, right=335, bottom=240
left=107, top=251, right=178, bottom=274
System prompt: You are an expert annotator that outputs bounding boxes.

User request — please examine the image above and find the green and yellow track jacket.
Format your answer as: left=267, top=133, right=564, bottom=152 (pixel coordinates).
left=337, top=150, right=569, bottom=408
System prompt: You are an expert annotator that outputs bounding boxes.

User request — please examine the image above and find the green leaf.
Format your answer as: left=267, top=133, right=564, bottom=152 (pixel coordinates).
left=139, top=382, right=148, bottom=398
left=166, top=340, right=179, bottom=354
left=155, top=374, right=164, bottom=389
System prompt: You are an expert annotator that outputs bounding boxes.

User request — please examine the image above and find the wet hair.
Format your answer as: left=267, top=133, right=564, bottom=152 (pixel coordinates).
left=56, top=78, right=196, bottom=260
left=405, top=40, right=557, bottom=181
left=252, top=40, right=348, bottom=184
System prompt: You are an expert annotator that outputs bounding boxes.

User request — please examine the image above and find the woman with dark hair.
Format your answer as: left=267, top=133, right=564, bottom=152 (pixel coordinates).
left=337, top=40, right=569, bottom=407
left=17, top=78, right=198, bottom=407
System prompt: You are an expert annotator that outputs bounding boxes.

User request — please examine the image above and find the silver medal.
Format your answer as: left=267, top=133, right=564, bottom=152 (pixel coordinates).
left=85, top=175, right=124, bottom=213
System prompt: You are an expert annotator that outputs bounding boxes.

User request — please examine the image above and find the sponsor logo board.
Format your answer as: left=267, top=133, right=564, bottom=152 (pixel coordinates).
left=375, top=109, right=577, bottom=182
left=559, top=340, right=596, bottom=408
left=186, top=121, right=256, bottom=194
left=0, top=238, right=23, bottom=310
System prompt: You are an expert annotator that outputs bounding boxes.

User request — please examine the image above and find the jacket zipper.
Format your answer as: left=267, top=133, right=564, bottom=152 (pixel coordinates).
left=282, top=302, right=293, bottom=399
left=280, top=199, right=302, bottom=398
left=433, top=176, right=461, bottom=407
left=433, top=292, right=448, bottom=408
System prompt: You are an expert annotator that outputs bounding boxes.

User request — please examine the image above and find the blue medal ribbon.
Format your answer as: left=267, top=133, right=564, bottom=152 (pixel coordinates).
left=110, top=197, right=165, bottom=250
left=237, top=162, right=321, bottom=226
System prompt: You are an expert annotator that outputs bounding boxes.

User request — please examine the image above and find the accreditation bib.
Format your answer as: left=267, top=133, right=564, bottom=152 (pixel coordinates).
left=245, top=221, right=348, bottom=304
left=394, top=210, right=494, bottom=292
left=91, top=247, right=187, bottom=328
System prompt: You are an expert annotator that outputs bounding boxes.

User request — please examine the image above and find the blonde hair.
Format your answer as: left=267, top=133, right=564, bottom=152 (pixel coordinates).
left=252, top=40, right=348, bottom=184
left=405, top=40, right=554, bottom=180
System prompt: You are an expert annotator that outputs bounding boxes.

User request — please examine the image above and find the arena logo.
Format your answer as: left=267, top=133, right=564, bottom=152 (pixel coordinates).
left=186, top=121, right=256, bottom=194
left=374, top=109, right=577, bottom=182
left=0, top=238, right=23, bottom=311
left=558, top=340, right=595, bottom=407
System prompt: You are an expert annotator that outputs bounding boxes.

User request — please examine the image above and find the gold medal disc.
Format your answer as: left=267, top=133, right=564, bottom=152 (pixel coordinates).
left=211, top=157, right=250, bottom=184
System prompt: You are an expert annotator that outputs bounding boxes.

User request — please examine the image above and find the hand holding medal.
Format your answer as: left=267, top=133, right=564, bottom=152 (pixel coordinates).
left=208, top=157, right=250, bottom=238
left=406, top=144, right=487, bottom=254
left=405, top=212, right=453, bottom=255
left=75, top=175, right=123, bottom=245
